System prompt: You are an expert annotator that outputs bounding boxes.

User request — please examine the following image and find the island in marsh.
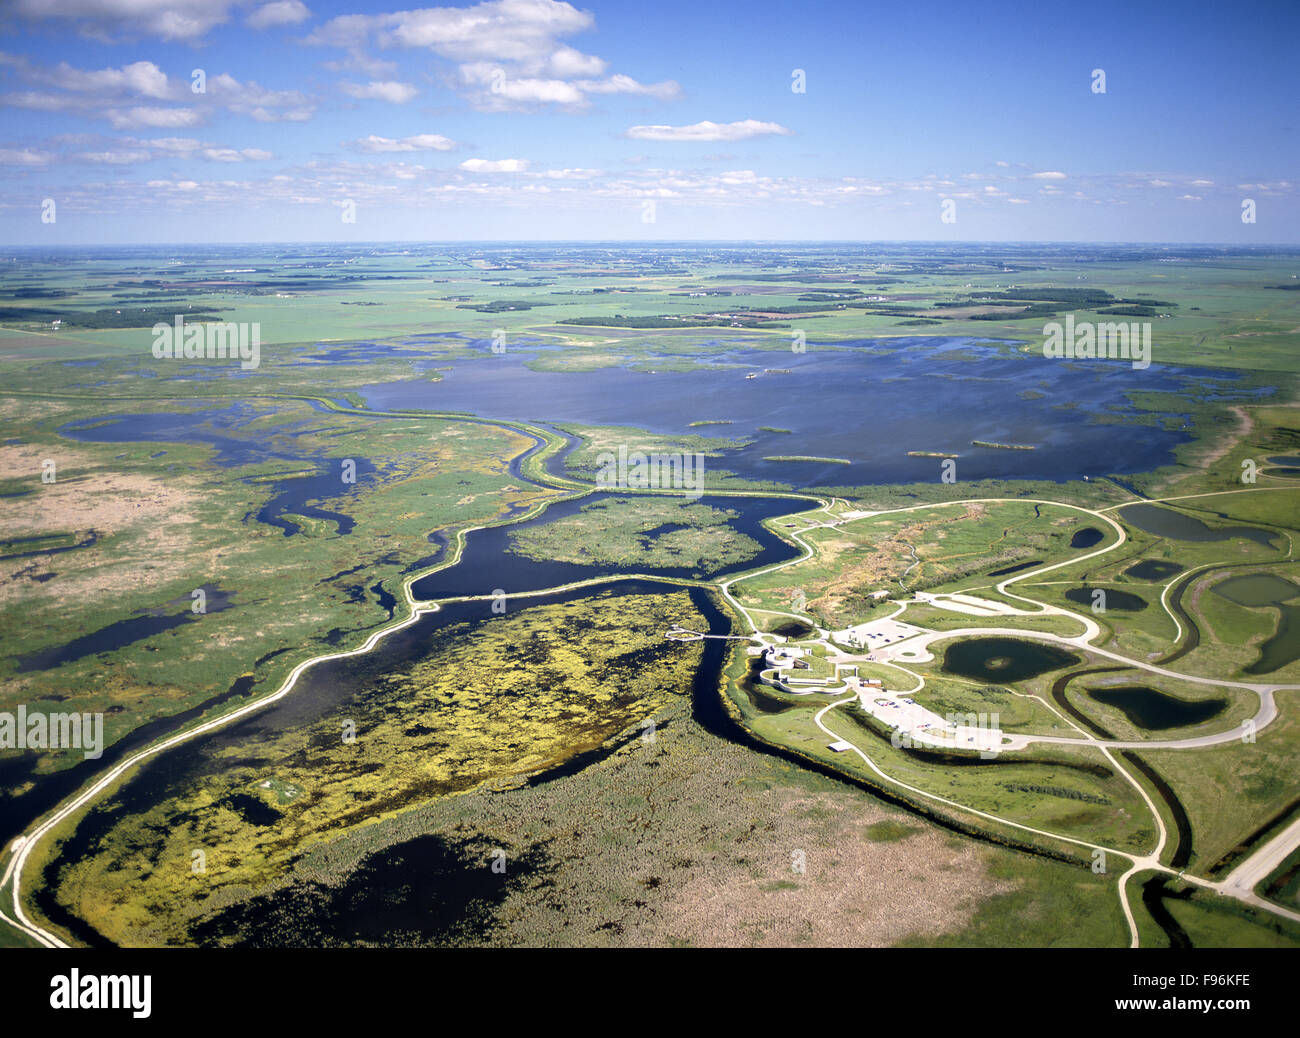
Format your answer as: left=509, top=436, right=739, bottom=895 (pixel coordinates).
left=507, top=496, right=762, bottom=574
left=971, top=440, right=1037, bottom=451
left=762, top=455, right=852, bottom=464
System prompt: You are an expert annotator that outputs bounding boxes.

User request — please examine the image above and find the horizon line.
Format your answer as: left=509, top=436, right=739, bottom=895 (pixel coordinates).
left=5, top=239, right=1300, bottom=250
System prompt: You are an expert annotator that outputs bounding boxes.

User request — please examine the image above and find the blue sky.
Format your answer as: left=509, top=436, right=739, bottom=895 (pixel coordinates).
left=0, top=0, right=1296, bottom=243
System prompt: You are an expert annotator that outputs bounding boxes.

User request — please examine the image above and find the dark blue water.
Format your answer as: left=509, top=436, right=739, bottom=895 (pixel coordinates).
left=252, top=460, right=374, bottom=537
left=411, top=492, right=803, bottom=600
left=1125, top=560, right=1184, bottom=581
left=0, top=531, right=98, bottom=563
left=58, top=405, right=375, bottom=537
left=1064, top=587, right=1149, bottom=612
left=1118, top=503, right=1279, bottom=548
left=13, top=584, right=237, bottom=672
left=0, top=673, right=261, bottom=851
left=299, top=341, right=443, bottom=365
left=988, top=559, right=1043, bottom=576
left=1070, top=527, right=1104, bottom=549
left=942, top=637, right=1081, bottom=682
left=59, top=406, right=284, bottom=467
left=14, top=613, right=195, bottom=672
left=1087, top=686, right=1226, bottom=731
left=360, top=337, right=1252, bottom=488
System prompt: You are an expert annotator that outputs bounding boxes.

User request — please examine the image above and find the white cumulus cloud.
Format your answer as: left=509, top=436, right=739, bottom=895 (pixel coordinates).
left=6, top=0, right=241, bottom=41
left=340, top=80, right=419, bottom=103
left=107, top=106, right=202, bottom=129
left=201, top=147, right=273, bottom=161
left=0, top=147, right=51, bottom=165
left=353, top=133, right=458, bottom=153
left=459, top=158, right=529, bottom=173
left=247, top=1, right=310, bottom=29
left=625, top=120, right=792, bottom=143
left=309, top=1, right=677, bottom=111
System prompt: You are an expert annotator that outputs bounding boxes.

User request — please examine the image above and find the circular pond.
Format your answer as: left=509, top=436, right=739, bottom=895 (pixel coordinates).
left=941, top=637, right=1080, bottom=683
